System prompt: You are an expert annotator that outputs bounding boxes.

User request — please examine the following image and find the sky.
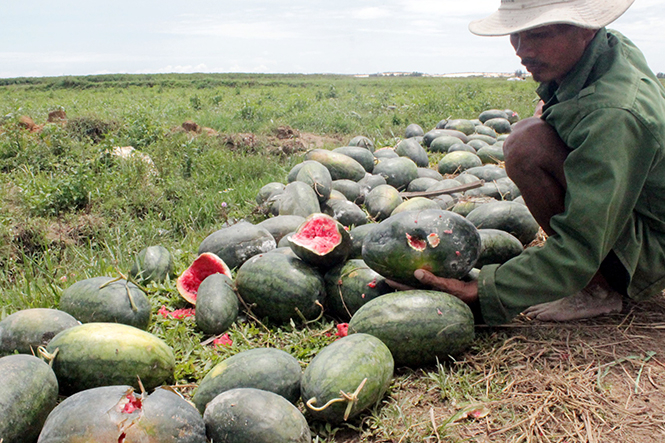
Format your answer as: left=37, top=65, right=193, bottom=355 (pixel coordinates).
left=0, top=0, right=663, bottom=79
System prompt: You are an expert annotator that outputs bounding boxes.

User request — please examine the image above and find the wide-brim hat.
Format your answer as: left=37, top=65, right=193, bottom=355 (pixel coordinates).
left=469, top=0, right=635, bottom=36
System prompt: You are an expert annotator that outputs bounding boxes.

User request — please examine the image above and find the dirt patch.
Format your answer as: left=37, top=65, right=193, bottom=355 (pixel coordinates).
left=222, top=126, right=344, bottom=155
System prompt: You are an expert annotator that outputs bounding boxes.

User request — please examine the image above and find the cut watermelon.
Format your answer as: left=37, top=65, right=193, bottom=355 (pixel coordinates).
left=176, top=253, right=232, bottom=304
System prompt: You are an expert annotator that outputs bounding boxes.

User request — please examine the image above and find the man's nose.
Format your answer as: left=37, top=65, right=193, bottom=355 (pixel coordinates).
left=511, top=34, right=532, bottom=58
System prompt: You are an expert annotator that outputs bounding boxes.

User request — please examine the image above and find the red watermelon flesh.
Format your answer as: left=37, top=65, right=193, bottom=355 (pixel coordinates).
left=290, top=215, right=343, bottom=255
left=176, top=252, right=232, bottom=304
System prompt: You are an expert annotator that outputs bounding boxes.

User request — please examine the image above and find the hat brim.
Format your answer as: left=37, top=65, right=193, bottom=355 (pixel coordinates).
left=469, top=0, right=634, bottom=36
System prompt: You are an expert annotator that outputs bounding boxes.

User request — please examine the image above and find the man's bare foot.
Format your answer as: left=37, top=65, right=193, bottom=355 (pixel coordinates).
left=522, top=284, right=623, bottom=321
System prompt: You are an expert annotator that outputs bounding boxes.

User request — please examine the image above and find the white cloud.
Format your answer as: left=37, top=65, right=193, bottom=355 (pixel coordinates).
left=352, top=7, right=394, bottom=20
left=166, top=17, right=300, bottom=39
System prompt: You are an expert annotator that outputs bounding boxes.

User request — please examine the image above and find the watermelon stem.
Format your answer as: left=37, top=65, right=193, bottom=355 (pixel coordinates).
left=37, top=346, right=59, bottom=368
left=98, top=275, right=124, bottom=289
left=305, top=377, right=368, bottom=421
left=294, top=300, right=325, bottom=326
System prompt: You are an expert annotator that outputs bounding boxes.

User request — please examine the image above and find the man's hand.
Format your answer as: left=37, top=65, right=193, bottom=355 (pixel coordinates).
left=387, top=269, right=479, bottom=305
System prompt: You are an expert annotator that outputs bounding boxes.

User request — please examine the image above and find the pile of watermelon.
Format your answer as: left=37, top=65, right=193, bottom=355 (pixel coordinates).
left=0, top=109, right=542, bottom=442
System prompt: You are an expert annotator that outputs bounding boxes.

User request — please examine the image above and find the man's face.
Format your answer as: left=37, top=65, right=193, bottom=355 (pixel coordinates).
left=510, top=24, right=598, bottom=84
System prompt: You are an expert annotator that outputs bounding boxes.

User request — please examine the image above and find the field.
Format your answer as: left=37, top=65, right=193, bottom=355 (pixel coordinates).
left=2, top=73, right=665, bottom=442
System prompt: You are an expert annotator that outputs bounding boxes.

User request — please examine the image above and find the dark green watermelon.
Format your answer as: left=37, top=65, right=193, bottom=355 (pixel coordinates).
left=348, top=290, right=475, bottom=367
left=466, top=201, right=540, bottom=245
left=0, top=308, right=79, bottom=356
left=195, top=274, right=238, bottom=335
left=373, top=157, right=418, bottom=190
left=301, top=333, right=393, bottom=423
left=0, top=354, right=58, bottom=443
left=129, top=245, right=174, bottom=284
left=324, top=259, right=394, bottom=320
left=193, top=348, right=302, bottom=413
left=59, top=276, right=151, bottom=330
left=235, top=252, right=325, bottom=325
left=37, top=385, right=206, bottom=443
left=296, top=160, right=333, bottom=203
left=364, top=184, right=403, bottom=221
left=362, top=209, right=480, bottom=287
left=476, top=228, right=524, bottom=267
left=198, top=221, right=277, bottom=270
left=204, top=388, right=311, bottom=443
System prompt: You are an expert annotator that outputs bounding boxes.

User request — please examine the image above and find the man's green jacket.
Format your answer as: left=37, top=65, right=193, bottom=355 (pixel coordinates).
left=478, top=28, right=665, bottom=325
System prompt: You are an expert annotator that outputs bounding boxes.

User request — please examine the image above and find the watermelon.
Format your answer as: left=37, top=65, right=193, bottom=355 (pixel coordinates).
left=407, top=177, right=440, bottom=193
left=193, top=348, right=302, bottom=413
left=372, top=156, right=419, bottom=190
left=437, top=151, right=483, bottom=175
left=332, top=146, right=376, bottom=173
left=0, top=308, right=79, bottom=356
left=348, top=135, right=374, bottom=152
left=448, top=143, right=476, bottom=154
left=390, top=197, right=440, bottom=216
left=473, top=124, right=498, bottom=138
left=444, top=119, right=476, bottom=135
left=204, top=388, right=311, bottom=443
left=416, top=167, right=444, bottom=180
left=362, top=209, right=481, bottom=287
left=59, top=276, right=152, bottom=330
left=476, top=144, right=505, bottom=164
left=322, top=198, right=368, bottom=227
left=129, top=245, right=174, bottom=284
left=428, top=135, right=463, bottom=153
left=235, top=252, right=325, bottom=325
left=464, top=165, right=507, bottom=181
left=331, top=179, right=362, bottom=202
left=324, top=259, right=394, bottom=320
left=304, top=149, right=366, bottom=181
left=394, top=138, right=429, bottom=167
left=484, top=117, right=512, bottom=134
left=476, top=228, right=524, bottom=267
left=256, top=181, right=285, bottom=205
left=44, top=322, right=175, bottom=395
left=478, top=109, right=508, bottom=123
left=197, top=221, right=276, bottom=270
left=195, top=273, right=238, bottom=335
left=296, top=160, right=333, bottom=203
left=177, top=252, right=232, bottom=304
left=257, top=214, right=306, bottom=244
left=364, top=184, right=403, bottom=221
left=37, top=385, right=206, bottom=443
left=348, top=223, right=378, bottom=258
left=301, top=333, right=393, bottom=423
left=348, top=290, right=475, bottom=367
left=466, top=201, right=540, bottom=245
left=288, top=213, right=352, bottom=269
left=405, top=123, right=424, bottom=138
left=0, top=354, right=58, bottom=443
left=373, top=147, right=399, bottom=160
left=278, top=181, right=322, bottom=217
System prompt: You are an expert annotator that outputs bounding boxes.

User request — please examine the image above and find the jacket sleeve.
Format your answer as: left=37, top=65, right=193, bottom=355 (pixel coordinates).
left=477, top=107, right=657, bottom=325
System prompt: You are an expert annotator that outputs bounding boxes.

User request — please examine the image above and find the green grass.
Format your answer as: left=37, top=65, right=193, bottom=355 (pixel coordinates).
left=0, top=73, right=539, bottom=441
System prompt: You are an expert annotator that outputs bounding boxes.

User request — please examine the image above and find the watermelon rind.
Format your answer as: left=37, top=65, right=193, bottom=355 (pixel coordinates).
left=0, top=354, right=58, bottom=443
left=348, top=290, right=475, bottom=367
left=301, top=333, right=394, bottom=423
left=45, top=322, right=175, bottom=395
left=204, top=388, right=311, bottom=443
left=193, top=347, right=302, bottom=413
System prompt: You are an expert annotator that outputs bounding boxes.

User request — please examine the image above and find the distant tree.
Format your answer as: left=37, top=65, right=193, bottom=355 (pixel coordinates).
left=657, top=72, right=665, bottom=79
left=515, top=69, right=526, bottom=79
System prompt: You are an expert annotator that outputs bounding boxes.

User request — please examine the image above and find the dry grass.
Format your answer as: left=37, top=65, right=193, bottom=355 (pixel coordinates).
left=332, top=294, right=665, bottom=443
